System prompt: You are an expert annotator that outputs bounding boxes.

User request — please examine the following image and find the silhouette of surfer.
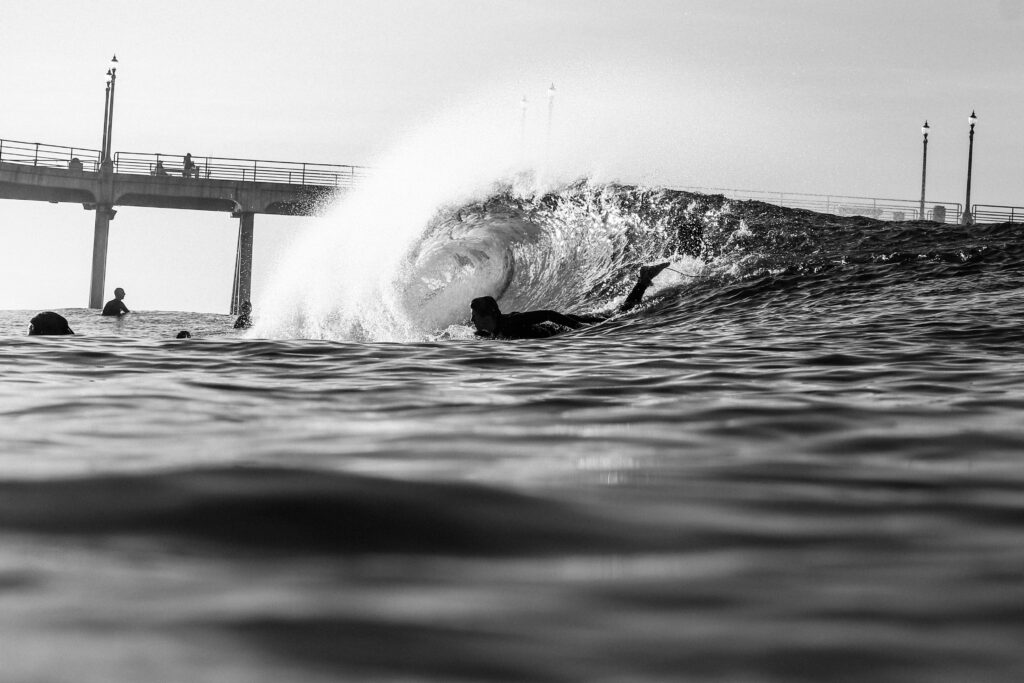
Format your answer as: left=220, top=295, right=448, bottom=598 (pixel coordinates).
left=233, top=300, right=253, bottom=329
left=28, top=311, right=75, bottom=335
left=101, top=287, right=129, bottom=316
left=471, top=262, right=670, bottom=339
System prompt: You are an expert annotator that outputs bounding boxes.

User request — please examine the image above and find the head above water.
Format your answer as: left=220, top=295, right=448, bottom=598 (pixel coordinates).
left=114, top=287, right=125, bottom=299
left=28, top=311, right=74, bottom=336
left=470, top=296, right=502, bottom=334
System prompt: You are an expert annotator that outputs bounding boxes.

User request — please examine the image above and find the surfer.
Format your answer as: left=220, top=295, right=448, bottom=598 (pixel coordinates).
left=28, top=311, right=75, bottom=335
left=101, top=287, right=130, bottom=316
left=233, top=300, right=253, bottom=329
left=471, top=262, right=670, bottom=339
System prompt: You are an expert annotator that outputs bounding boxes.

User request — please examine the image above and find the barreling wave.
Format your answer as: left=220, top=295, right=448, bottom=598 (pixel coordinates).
left=254, top=176, right=1024, bottom=343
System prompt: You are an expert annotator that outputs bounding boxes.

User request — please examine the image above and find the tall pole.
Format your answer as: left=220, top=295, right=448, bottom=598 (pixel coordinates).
left=545, top=83, right=555, bottom=168
left=100, top=76, right=111, bottom=163
left=104, top=55, right=118, bottom=165
left=962, top=110, right=977, bottom=225
left=519, top=95, right=528, bottom=161
left=919, top=120, right=929, bottom=219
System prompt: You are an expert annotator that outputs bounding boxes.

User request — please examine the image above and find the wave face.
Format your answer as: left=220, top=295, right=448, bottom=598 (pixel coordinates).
left=255, top=177, right=1024, bottom=342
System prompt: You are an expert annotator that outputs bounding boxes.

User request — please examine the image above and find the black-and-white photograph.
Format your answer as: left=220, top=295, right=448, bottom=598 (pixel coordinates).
left=2, top=1, right=1023, bottom=681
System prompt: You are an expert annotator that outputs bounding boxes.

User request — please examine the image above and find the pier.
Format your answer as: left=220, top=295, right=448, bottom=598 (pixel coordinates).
left=0, top=138, right=367, bottom=313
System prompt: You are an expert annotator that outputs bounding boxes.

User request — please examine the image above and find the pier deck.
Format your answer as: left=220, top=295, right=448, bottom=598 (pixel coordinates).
left=0, top=138, right=368, bottom=312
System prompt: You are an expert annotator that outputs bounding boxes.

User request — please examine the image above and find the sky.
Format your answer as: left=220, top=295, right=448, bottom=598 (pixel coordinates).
left=1, top=0, right=1022, bottom=313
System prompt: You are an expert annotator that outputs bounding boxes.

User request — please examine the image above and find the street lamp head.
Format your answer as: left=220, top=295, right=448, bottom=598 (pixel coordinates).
left=547, top=83, right=556, bottom=98
left=521, top=95, right=528, bottom=110
left=922, top=120, right=930, bottom=136
left=110, top=54, right=118, bottom=74
left=969, top=110, right=977, bottom=126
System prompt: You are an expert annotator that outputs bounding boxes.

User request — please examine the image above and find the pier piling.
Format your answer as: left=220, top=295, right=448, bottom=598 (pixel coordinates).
left=231, top=212, right=254, bottom=315
left=88, top=205, right=115, bottom=308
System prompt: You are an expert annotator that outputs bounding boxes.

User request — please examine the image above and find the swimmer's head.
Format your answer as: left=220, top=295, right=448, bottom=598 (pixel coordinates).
left=470, top=296, right=501, bottom=335
left=28, top=311, right=74, bottom=336
left=176, top=330, right=191, bottom=339
left=114, top=287, right=125, bottom=299
left=240, top=300, right=252, bottom=314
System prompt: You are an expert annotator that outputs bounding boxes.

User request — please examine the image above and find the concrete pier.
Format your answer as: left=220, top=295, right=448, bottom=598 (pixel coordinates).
left=0, top=154, right=352, bottom=310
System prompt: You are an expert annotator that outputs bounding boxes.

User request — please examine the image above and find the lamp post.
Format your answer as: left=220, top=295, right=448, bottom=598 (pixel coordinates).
left=100, top=69, right=112, bottom=165
left=101, top=54, right=118, bottom=165
left=919, top=120, right=929, bottom=219
left=962, top=110, right=977, bottom=225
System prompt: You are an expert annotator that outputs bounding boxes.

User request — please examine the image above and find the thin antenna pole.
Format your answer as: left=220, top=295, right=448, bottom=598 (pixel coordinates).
left=520, top=95, right=528, bottom=161
left=545, top=83, right=555, bottom=168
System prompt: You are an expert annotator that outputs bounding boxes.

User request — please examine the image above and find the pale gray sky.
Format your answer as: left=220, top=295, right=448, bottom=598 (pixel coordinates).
left=1, top=0, right=1021, bottom=312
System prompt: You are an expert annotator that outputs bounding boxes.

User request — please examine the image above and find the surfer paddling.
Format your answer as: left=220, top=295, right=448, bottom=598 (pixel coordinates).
left=471, top=262, right=670, bottom=340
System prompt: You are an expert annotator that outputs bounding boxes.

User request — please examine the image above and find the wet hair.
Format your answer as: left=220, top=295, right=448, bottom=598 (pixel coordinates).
left=28, top=311, right=74, bottom=336
left=114, top=287, right=125, bottom=298
left=470, top=296, right=501, bottom=316
left=176, top=330, right=192, bottom=339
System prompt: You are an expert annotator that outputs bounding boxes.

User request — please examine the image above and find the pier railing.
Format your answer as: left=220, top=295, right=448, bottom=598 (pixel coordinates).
left=4, top=137, right=1021, bottom=220
left=113, top=151, right=368, bottom=187
left=0, top=137, right=368, bottom=188
left=971, top=205, right=1024, bottom=224
left=0, top=138, right=102, bottom=171
left=676, top=185, right=964, bottom=223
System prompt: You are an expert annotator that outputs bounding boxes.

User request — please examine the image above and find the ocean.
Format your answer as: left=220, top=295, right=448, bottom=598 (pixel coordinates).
left=2, top=183, right=1024, bottom=682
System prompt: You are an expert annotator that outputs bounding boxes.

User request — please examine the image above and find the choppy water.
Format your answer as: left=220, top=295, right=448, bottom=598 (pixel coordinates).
left=3, top=184, right=1024, bottom=682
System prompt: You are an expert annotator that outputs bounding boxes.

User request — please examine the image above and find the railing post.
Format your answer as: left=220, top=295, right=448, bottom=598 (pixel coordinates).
left=34, top=143, right=39, bottom=166
left=0, top=139, right=4, bottom=162
left=253, top=159, right=258, bottom=183
left=301, top=163, right=306, bottom=185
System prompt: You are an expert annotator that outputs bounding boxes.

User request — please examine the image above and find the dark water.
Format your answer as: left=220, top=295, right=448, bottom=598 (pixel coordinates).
left=2, top=185, right=1024, bottom=682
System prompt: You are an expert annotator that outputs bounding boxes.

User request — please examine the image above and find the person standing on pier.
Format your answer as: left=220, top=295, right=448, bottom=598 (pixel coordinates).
left=183, top=153, right=195, bottom=179
left=101, top=287, right=130, bottom=316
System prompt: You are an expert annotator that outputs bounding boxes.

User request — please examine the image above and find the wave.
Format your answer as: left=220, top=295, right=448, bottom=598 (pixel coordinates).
left=254, top=176, right=1024, bottom=343
left=0, top=467, right=676, bottom=556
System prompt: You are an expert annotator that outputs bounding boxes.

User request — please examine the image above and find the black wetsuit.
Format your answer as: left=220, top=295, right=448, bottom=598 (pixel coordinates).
left=475, top=310, right=606, bottom=340
left=101, top=299, right=129, bottom=316
left=473, top=262, right=670, bottom=340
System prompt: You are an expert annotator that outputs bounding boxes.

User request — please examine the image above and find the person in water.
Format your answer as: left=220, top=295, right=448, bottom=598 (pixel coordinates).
left=28, top=311, right=75, bottom=335
left=101, top=287, right=130, bottom=316
left=233, top=300, right=253, bottom=329
left=471, top=262, right=671, bottom=339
